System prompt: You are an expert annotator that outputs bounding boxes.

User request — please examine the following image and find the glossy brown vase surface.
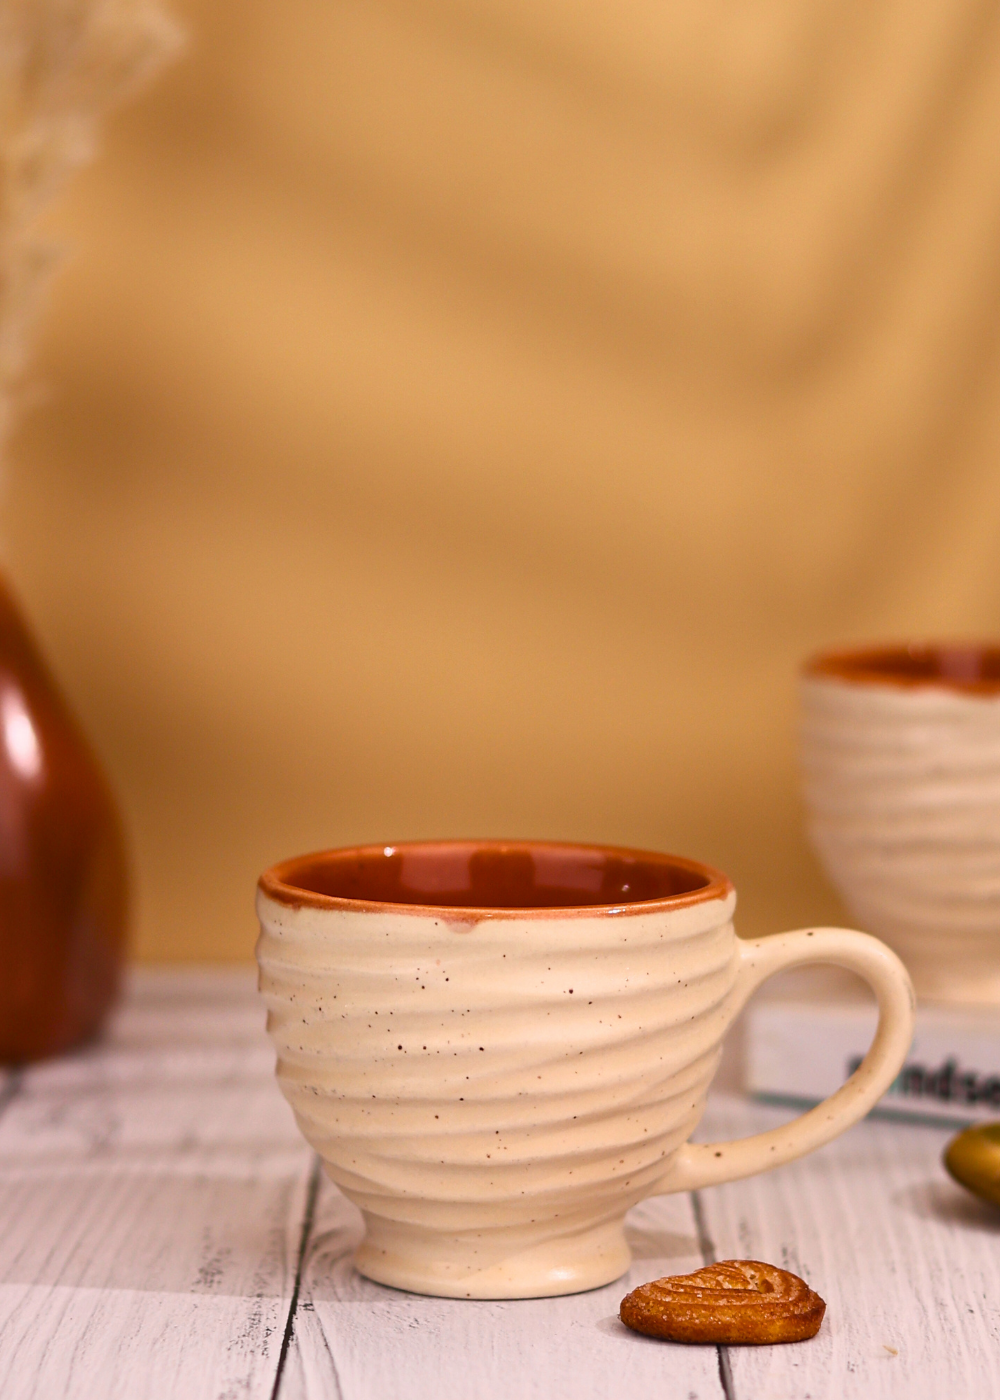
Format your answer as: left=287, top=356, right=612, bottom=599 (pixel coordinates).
left=0, top=577, right=127, bottom=1062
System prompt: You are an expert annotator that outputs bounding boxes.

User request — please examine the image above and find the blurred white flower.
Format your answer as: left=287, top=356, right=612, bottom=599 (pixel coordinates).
left=0, top=0, right=182, bottom=453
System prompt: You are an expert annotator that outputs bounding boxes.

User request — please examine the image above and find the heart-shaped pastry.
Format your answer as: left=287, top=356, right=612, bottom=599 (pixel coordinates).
left=620, top=1260, right=825, bottom=1344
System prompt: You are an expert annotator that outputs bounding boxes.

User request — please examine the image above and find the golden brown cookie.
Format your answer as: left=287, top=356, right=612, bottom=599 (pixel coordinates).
left=620, top=1260, right=825, bottom=1344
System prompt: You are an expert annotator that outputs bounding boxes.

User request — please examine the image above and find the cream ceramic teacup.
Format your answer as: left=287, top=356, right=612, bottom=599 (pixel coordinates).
left=256, top=840, right=914, bottom=1299
left=802, top=644, right=1000, bottom=1004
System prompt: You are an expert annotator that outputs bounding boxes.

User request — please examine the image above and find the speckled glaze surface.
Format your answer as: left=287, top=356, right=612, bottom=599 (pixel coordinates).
left=256, top=841, right=913, bottom=1298
left=802, top=652, right=1000, bottom=1005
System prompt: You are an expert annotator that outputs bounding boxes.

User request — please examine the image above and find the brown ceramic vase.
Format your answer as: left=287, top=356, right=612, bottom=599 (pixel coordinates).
left=0, top=575, right=128, bottom=1062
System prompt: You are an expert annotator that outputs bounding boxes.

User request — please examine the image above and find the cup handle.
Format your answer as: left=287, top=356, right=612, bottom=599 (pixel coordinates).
left=656, top=927, right=915, bottom=1194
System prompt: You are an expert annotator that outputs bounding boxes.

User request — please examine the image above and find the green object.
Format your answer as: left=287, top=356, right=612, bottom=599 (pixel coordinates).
left=943, top=1124, right=1000, bottom=1207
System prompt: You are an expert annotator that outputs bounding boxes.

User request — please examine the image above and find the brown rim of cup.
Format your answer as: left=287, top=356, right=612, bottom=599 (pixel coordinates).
left=257, top=839, right=734, bottom=918
left=803, top=643, right=1000, bottom=696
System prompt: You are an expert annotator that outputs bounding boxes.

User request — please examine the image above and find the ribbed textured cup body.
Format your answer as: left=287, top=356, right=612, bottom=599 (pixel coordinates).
left=256, top=841, right=914, bottom=1297
left=802, top=645, right=1000, bottom=1005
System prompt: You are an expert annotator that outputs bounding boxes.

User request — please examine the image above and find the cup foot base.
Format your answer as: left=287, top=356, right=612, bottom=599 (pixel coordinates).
left=353, top=1214, right=632, bottom=1299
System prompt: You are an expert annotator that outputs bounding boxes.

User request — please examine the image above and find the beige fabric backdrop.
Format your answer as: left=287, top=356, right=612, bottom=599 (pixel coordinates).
left=4, top=0, right=999, bottom=960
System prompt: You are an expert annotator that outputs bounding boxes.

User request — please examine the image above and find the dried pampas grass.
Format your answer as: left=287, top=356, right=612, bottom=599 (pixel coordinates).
left=0, top=0, right=181, bottom=454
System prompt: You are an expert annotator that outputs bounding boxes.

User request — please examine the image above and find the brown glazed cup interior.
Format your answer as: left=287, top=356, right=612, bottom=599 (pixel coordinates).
left=258, top=840, right=732, bottom=916
left=804, top=643, right=1000, bottom=695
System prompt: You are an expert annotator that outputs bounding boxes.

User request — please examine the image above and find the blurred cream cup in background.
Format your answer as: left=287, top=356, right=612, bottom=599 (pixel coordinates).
left=802, top=644, right=1000, bottom=1005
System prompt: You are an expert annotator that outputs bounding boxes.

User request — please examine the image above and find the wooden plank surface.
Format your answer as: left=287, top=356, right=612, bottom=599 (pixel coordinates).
left=2, top=970, right=999, bottom=1399
left=281, top=1181, right=725, bottom=1400
left=0, top=969, right=314, bottom=1400
left=695, top=1093, right=1000, bottom=1400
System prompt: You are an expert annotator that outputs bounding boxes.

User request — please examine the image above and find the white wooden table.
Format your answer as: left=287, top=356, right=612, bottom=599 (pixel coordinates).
left=1, top=970, right=997, bottom=1399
